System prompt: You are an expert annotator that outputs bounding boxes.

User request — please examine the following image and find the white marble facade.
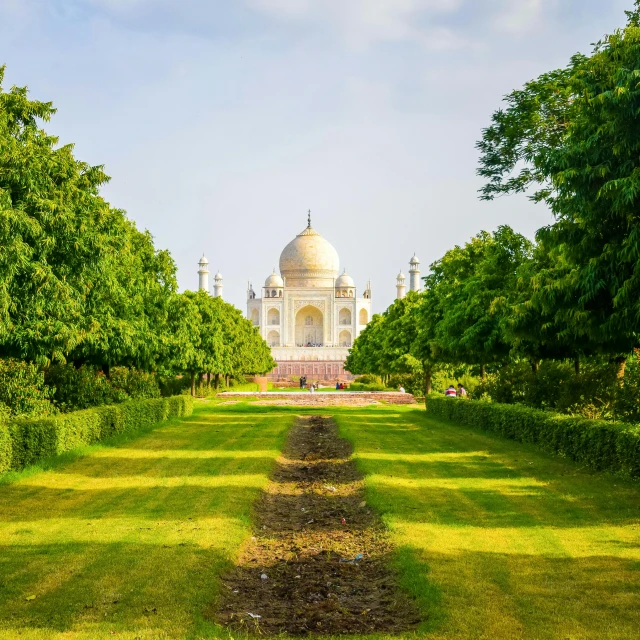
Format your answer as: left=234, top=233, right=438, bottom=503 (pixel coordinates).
left=246, top=217, right=372, bottom=378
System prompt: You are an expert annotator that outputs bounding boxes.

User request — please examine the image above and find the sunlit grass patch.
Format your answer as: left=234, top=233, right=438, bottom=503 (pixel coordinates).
left=0, top=404, right=293, bottom=639
left=336, top=405, right=640, bottom=640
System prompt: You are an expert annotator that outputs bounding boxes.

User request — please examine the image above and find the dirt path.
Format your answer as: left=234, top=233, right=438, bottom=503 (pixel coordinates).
left=214, top=415, right=421, bottom=635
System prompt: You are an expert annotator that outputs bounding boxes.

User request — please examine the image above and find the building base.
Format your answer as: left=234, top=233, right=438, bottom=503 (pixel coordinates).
left=268, top=359, right=353, bottom=381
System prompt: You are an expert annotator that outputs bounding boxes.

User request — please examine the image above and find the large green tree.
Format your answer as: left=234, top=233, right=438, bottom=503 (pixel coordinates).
left=419, top=226, right=532, bottom=375
left=477, top=4, right=640, bottom=367
left=0, top=65, right=177, bottom=369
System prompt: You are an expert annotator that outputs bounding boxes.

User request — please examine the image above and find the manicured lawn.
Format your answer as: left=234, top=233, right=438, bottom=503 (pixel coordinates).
left=0, top=403, right=292, bottom=639
left=336, top=406, right=640, bottom=640
left=2, top=402, right=639, bottom=639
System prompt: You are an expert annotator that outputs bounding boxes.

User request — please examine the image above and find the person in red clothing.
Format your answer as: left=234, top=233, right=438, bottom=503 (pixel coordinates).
left=445, top=385, right=457, bottom=397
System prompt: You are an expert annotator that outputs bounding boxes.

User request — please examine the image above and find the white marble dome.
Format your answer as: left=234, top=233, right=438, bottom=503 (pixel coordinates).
left=265, top=269, right=284, bottom=288
left=279, top=225, right=339, bottom=285
left=335, top=269, right=354, bottom=288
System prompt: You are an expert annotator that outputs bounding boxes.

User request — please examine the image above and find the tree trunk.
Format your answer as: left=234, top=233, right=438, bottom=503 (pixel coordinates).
left=531, top=361, right=539, bottom=375
left=207, top=372, right=211, bottom=387
left=574, top=357, right=580, bottom=376
left=616, top=356, right=627, bottom=384
left=424, top=368, right=432, bottom=395
left=480, top=364, right=486, bottom=380
left=214, top=373, right=220, bottom=389
left=102, top=363, right=111, bottom=379
left=190, top=370, right=196, bottom=397
left=225, top=374, right=230, bottom=387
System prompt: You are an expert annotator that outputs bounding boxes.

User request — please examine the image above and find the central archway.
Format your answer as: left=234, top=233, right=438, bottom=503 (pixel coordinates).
left=295, top=305, right=324, bottom=347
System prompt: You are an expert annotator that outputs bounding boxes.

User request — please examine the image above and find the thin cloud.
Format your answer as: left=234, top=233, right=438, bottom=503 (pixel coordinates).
left=248, top=0, right=468, bottom=49
left=493, top=0, right=547, bottom=34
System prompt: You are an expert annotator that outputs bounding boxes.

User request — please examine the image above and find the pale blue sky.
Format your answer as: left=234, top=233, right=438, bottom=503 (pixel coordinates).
left=0, top=0, right=631, bottom=312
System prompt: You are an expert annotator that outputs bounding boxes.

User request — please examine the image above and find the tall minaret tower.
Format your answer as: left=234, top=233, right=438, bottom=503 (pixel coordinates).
left=198, top=254, right=209, bottom=292
left=396, top=270, right=406, bottom=300
left=409, top=254, right=421, bottom=292
left=213, top=271, right=224, bottom=299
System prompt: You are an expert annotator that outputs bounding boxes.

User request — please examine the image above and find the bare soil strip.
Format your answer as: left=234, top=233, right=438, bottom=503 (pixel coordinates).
left=214, top=415, right=421, bottom=635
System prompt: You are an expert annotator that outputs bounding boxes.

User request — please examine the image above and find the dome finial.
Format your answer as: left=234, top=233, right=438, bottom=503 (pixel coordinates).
left=307, top=209, right=311, bottom=228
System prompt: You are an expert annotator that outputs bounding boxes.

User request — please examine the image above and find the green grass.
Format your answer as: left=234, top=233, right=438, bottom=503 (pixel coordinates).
left=335, top=406, right=640, bottom=640
left=0, top=402, right=292, bottom=639
left=2, top=402, right=639, bottom=639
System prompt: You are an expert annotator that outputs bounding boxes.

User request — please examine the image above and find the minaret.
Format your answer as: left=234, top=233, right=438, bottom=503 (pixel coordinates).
left=396, top=271, right=406, bottom=300
left=409, top=254, right=421, bottom=292
left=213, top=271, right=223, bottom=299
left=198, top=254, right=209, bottom=292
left=363, top=279, right=372, bottom=299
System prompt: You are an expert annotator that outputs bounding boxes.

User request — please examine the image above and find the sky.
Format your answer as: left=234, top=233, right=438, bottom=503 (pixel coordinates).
left=0, top=0, right=632, bottom=313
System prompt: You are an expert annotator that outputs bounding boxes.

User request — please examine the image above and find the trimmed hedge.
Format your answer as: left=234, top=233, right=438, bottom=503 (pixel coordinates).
left=0, top=395, right=193, bottom=474
left=425, top=396, right=640, bottom=478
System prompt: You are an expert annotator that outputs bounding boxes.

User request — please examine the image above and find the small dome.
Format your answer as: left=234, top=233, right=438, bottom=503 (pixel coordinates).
left=410, top=253, right=420, bottom=265
left=397, top=270, right=406, bottom=280
left=199, top=254, right=209, bottom=265
left=335, top=269, right=354, bottom=288
left=265, top=269, right=284, bottom=288
left=214, top=271, right=223, bottom=281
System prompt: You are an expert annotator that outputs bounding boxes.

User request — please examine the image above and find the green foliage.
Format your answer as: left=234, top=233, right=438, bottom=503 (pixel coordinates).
left=421, top=227, right=533, bottom=367
left=157, top=374, right=191, bottom=397
left=0, top=66, right=177, bottom=369
left=108, top=367, right=160, bottom=399
left=477, top=5, right=640, bottom=354
left=165, top=291, right=275, bottom=395
left=354, top=374, right=382, bottom=385
left=45, top=365, right=128, bottom=411
left=426, top=396, right=640, bottom=478
left=0, top=358, right=55, bottom=417
left=349, top=382, right=389, bottom=391
left=2, top=395, right=193, bottom=473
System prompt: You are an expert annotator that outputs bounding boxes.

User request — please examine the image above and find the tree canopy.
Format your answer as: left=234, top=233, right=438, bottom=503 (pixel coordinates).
left=0, top=66, right=274, bottom=386
left=477, top=3, right=640, bottom=356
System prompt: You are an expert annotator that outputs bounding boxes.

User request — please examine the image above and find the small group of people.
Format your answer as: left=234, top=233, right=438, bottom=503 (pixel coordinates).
left=445, top=384, right=467, bottom=398
left=335, top=382, right=348, bottom=390
left=299, top=376, right=321, bottom=392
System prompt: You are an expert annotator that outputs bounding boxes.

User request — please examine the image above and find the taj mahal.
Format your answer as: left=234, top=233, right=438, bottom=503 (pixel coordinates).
left=197, top=214, right=421, bottom=380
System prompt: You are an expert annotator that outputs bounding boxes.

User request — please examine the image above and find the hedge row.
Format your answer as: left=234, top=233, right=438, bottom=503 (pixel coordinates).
left=425, top=396, right=640, bottom=478
left=0, top=395, right=193, bottom=474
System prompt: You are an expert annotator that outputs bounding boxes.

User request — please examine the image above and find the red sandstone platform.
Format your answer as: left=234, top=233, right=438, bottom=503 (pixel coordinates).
left=217, top=392, right=416, bottom=405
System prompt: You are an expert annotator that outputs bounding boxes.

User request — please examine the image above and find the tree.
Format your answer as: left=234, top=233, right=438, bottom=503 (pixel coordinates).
left=0, top=65, right=177, bottom=369
left=419, top=227, right=532, bottom=375
left=477, top=4, right=640, bottom=370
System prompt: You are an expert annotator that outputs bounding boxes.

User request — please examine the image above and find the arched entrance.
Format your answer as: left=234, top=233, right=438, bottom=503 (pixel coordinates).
left=295, top=305, right=324, bottom=347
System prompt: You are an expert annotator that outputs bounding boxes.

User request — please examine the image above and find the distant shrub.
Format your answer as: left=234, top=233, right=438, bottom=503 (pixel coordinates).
left=2, top=395, right=193, bottom=474
left=157, top=374, right=191, bottom=397
left=425, top=396, right=640, bottom=478
left=349, top=382, right=389, bottom=391
left=0, top=359, right=55, bottom=418
left=45, top=365, right=128, bottom=411
left=354, top=374, right=382, bottom=385
left=109, top=367, right=160, bottom=399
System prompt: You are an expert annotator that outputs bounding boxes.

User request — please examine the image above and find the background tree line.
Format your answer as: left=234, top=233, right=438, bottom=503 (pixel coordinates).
left=347, top=4, right=640, bottom=421
left=0, top=65, right=274, bottom=417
